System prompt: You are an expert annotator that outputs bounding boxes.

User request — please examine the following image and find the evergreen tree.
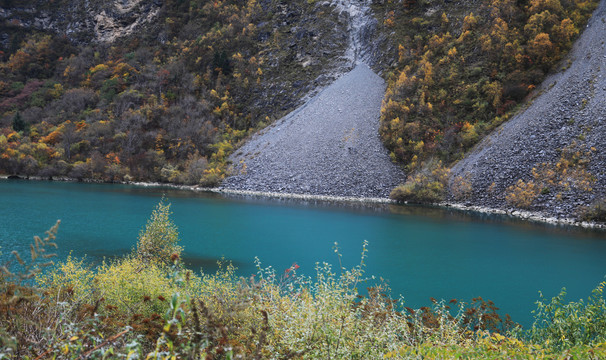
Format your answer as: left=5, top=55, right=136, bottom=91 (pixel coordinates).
left=11, top=112, right=26, bottom=133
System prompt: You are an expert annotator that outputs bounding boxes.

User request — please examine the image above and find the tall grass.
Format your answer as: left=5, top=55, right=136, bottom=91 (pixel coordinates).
left=1, top=201, right=605, bottom=359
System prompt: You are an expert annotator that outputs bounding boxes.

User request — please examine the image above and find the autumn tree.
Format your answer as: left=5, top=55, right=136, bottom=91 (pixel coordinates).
left=135, top=199, right=182, bottom=266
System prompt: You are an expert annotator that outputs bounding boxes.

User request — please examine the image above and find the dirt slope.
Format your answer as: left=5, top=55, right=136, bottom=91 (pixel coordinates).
left=220, top=63, right=406, bottom=198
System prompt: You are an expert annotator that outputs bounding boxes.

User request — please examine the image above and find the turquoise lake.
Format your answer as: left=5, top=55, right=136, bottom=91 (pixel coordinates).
left=1, top=179, right=606, bottom=327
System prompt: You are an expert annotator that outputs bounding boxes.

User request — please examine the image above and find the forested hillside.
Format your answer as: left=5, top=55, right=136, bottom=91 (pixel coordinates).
left=0, top=0, right=351, bottom=185
left=373, top=0, right=597, bottom=203
left=0, top=0, right=601, bottom=211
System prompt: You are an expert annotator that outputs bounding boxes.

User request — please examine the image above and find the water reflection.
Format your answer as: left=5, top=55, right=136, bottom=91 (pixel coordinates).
left=207, top=189, right=606, bottom=240
left=81, top=241, right=240, bottom=273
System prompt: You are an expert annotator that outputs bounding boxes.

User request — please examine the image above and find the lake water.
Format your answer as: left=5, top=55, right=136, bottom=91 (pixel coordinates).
left=1, top=179, right=605, bottom=327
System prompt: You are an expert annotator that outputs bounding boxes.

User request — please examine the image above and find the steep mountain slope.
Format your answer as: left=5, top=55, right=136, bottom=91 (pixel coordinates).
left=450, top=0, right=606, bottom=219
left=2, top=0, right=604, bottom=218
left=221, top=63, right=406, bottom=198
left=0, top=0, right=358, bottom=184
left=221, top=0, right=405, bottom=198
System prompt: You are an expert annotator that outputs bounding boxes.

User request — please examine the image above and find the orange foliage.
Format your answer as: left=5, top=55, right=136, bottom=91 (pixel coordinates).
left=506, top=179, right=539, bottom=208
left=41, top=129, right=62, bottom=145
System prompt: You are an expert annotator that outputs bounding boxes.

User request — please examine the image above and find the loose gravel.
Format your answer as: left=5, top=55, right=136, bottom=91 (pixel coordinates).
left=220, top=63, right=406, bottom=198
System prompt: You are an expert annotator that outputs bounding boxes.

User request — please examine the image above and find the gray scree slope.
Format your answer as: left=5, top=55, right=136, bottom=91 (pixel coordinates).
left=450, top=0, right=606, bottom=218
left=221, top=63, right=406, bottom=198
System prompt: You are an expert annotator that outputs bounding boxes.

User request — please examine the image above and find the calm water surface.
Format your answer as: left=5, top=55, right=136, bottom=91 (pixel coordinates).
left=1, top=179, right=605, bottom=327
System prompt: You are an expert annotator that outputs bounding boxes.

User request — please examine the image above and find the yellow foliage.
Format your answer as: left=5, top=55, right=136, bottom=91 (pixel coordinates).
left=89, top=63, right=110, bottom=74
left=49, top=83, right=64, bottom=99
left=451, top=175, right=473, bottom=201
left=391, top=159, right=450, bottom=203
left=529, top=0, right=564, bottom=14
left=555, top=18, right=578, bottom=44
left=395, top=70, right=409, bottom=88
left=447, top=46, right=458, bottom=58
left=96, top=257, right=194, bottom=316
left=413, top=140, right=424, bottom=153
left=529, top=32, right=555, bottom=63
left=420, top=60, right=433, bottom=85
left=37, top=256, right=96, bottom=303
left=63, top=65, right=72, bottom=78
left=462, top=12, right=478, bottom=31
left=506, top=179, right=539, bottom=208
left=384, top=10, right=396, bottom=27
left=6, top=131, right=20, bottom=142
left=531, top=140, right=595, bottom=193
left=41, top=128, right=62, bottom=145
left=428, top=34, right=446, bottom=49
left=456, top=30, right=472, bottom=43
left=398, top=44, right=407, bottom=63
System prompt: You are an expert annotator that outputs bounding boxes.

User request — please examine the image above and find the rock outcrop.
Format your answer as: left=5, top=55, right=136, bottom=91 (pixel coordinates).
left=0, top=0, right=162, bottom=45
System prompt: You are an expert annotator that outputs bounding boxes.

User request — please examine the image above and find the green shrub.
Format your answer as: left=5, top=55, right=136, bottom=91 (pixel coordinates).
left=527, top=281, right=606, bottom=348
left=40, top=256, right=195, bottom=318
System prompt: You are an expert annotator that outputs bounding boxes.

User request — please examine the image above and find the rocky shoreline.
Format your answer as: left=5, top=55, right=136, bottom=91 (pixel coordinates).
left=3, top=175, right=605, bottom=229
left=440, top=201, right=605, bottom=229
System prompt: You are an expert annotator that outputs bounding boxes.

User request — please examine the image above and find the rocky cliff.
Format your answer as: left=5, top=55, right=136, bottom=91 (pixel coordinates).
left=0, top=0, right=162, bottom=47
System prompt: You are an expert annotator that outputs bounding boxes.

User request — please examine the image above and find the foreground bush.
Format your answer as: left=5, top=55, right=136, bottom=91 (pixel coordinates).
left=527, top=282, right=606, bottom=348
left=1, top=201, right=606, bottom=359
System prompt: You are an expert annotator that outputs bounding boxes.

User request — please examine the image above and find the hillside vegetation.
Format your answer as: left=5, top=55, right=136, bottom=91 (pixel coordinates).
left=2, top=201, right=606, bottom=358
left=0, top=0, right=601, bottom=206
left=0, top=0, right=348, bottom=185
left=373, top=0, right=598, bottom=203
